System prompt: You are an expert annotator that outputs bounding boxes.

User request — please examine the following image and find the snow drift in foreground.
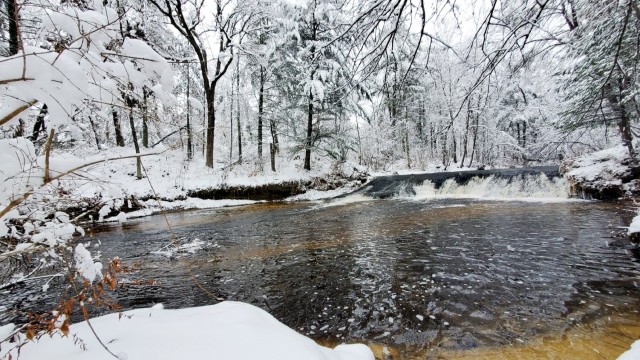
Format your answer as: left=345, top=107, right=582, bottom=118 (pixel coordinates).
left=618, top=339, right=640, bottom=360
left=0, top=301, right=373, bottom=360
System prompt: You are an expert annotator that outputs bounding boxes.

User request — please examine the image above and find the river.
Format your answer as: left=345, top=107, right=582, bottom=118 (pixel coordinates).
left=3, top=172, right=640, bottom=359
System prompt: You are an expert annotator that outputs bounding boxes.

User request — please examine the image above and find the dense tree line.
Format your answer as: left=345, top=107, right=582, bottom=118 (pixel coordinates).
left=1, top=0, right=638, bottom=174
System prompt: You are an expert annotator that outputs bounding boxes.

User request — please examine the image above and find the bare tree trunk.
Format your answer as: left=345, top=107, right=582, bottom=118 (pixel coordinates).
left=205, top=89, right=216, bottom=168
left=468, top=116, right=479, bottom=167
left=356, top=118, right=363, bottom=165
left=205, top=3, right=233, bottom=169
left=270, top=143, right=276, bottom=172
left=405, top=129, right=411, bottom=169
left=304, top=90, right=313, bottom=171
left=258, top=66, right=264, bottom=171
left=128, top=107, right=142, bottom=179
left=88, top=116, right=100, bottom=149
left=186, top=65, right=193, bottom=160
left=430, top=123, right=434, bottom=157
left=460, top=104, right=470, bottom=166
left=142, top=88, right=149, bottom=148
left=236, top=59, right=242, bottom=164
left=441, top=131, right=448, bottom=167
left=112, top=108, right=125, bottom=147
left=30, top=104, right=47, bottom=141
left=7, top=0, right=19, bottom=55
left=617, top=102, right=635, bottom=158
left=304, top=14, right=317, bottom=172
left=452, top=130, right=457, bottom=165
left=230, top=65, right=234, bottom=164
left=269, top=119, right=278, bottom=172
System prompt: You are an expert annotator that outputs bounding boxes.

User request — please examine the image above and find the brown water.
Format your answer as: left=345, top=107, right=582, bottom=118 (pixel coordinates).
left=4, top=198, right=640, bottom=359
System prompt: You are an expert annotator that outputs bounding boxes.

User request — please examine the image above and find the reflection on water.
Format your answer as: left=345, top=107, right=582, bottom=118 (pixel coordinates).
left=4, top=198, right=640, bottom=358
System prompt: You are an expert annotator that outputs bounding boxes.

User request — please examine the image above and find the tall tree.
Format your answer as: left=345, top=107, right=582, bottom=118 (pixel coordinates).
left=149, top=0, right=256, bottom=168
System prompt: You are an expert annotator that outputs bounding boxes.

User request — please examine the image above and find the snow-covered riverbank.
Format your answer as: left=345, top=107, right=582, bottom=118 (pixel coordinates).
left=0, top=302, right=374, bottom=360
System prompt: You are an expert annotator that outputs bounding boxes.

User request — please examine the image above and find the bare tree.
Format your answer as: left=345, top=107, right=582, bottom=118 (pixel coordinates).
left=148, top=0, right=256, bottom=168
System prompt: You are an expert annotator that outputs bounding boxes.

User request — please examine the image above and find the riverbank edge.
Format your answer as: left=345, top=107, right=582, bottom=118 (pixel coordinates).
left=63, top=171, right=369, bottom=224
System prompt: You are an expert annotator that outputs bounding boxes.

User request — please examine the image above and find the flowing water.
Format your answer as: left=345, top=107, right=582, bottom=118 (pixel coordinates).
left=3, top=172, right=640, bottom=359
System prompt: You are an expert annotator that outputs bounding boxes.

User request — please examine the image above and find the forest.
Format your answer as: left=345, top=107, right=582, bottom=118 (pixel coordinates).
left=1, top=0, right=637, bottom=176
left=2, top=0, right=640, bottom=359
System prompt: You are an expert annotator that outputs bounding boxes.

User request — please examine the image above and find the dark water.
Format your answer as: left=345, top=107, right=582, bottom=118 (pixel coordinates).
left=3, top=198, right=640, bottom=358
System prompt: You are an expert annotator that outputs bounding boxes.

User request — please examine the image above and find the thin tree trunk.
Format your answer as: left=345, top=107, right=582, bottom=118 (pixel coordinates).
left=236, top=58, right=242, bottom=164
left=452, top=130, right=457, bottom=165
left=270, top=143, right=276, bottom=172
left=205, top=90, right=216, bottom=168
left=88, top=116, right=100, bottom=149
left=142, top=89, right=149, bottom=148
left=461, top=104, right=470, bottom=166
left=304, top=90, right=313, bottom=171
left=186, top=65, right=193, bottom=160
left=468, top=100, right=481, bottom=168
left=230, top=64, right=234, bottom=164
left=356, top=118, right=363, bottom=165
left=30, top=104, right=47, bottom=141
left=269, top=119, right=278, bottom=172
left=128, top=107, right=142, bottom=179
left=7, top=0, right=19, bottom=55
left=617, top=102, right=635, bottom=158
left=112, top=108, right=125, bottom=147
left=258, top=66, right=264, bottom=171
left=202, top=100, right=206, bottom=157
left=405, top=129, right=411, bottom=169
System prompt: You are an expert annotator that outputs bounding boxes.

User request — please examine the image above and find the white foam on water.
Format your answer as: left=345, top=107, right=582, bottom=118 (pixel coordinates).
left=316, top=193, right=376, bottom=208
left=411, top=174, right=582, bottom=203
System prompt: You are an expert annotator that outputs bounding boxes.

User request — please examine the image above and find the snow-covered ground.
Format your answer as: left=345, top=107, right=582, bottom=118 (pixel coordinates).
left=0, top=302, right=374, bottom=360
left=56, top=145, right=349, bottom=202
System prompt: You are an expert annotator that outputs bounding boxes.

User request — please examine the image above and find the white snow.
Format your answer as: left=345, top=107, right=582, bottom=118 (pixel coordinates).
left=618, top=340, right=640, bottom=360
left=74, top=243, right=102, bottom=283
left=565, top=146, right=630, bottom=182
left=563, top=144, right=639, bottom=197
left=628, top=215, right=640, bottom=236
left=0, top=323, right=15, bottom=341
left=0, top=302, right=374, bottom=360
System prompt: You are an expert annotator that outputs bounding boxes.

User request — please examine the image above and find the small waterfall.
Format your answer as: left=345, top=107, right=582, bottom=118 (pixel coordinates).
left=352, top=166, right=575, bottom=201
left=413, top=173, right=571, bottom=200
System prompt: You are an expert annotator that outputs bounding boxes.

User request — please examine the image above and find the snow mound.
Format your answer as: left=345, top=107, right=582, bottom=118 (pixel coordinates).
left=1, top=301, right=374, bottom=360
left=561, top=145, right=640, bottom=199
